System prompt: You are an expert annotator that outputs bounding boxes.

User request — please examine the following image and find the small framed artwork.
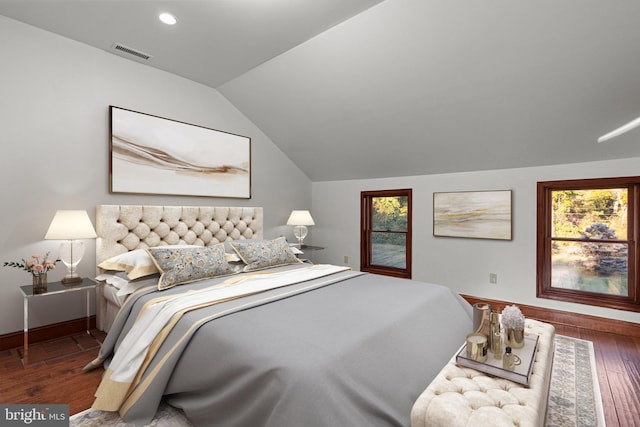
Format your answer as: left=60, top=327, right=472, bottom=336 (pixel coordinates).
left=110, top=106, right=251, bottom=198
left=433, top=190, right=512, bottom=240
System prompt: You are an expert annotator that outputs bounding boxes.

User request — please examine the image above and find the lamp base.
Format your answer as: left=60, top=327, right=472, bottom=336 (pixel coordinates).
left=59, top=239, right=85, bottom=286
left=61, top=276, right=82, bottom=285
left=293, top=225, right=308, bottom=247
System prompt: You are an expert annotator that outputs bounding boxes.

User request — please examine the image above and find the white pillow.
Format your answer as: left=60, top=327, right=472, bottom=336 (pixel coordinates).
left=95, top=271, right=158, bottom=306
left=95, top=272, right=130, bottom=289
left=116, top=279, right=157, bottom=299
left=98, top=249, right=158, bottom=280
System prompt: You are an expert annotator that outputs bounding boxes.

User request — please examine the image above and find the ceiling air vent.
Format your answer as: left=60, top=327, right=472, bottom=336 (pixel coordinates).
left=110, top=42, right=153, bottom=61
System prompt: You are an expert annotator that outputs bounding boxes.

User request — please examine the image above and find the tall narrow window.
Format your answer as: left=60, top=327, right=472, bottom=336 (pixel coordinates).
left=537, top=177, right=639, bottom=312
left=361, top=189, right=412, bottom=278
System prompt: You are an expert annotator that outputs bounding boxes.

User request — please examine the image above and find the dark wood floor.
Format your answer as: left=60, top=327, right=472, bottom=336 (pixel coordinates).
left=0, top=325, right=638, bottom=425
left=0, top=329, right=106, bottom=416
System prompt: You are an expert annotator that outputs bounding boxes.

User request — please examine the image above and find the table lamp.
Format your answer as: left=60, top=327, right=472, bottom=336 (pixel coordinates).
left=44, top=210, right=97, bottom=284
left=286, top=210, right=315, bottom=247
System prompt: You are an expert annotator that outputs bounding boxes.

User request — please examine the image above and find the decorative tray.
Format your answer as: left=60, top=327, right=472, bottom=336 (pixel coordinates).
left=455, top=333, right=539, bottom=386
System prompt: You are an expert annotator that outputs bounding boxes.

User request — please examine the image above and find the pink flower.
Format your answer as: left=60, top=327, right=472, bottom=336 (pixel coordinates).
left=4, top=251, right=59, bottom=275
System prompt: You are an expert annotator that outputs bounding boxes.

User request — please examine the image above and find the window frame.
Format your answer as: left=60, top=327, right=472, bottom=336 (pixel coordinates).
left=536, top=176, right=640, bottom=312
left=360, top=188, right=412, bottom=279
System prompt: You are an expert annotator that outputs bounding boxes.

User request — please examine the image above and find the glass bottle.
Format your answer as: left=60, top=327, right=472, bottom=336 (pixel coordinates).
left=503, top=346, right=515, bottom=370
left=490, top=312, right=501, bottom=359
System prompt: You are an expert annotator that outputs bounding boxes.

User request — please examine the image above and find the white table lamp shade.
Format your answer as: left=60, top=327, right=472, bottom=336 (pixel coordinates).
left=286, top=210, right=315, bottom=226
left=44, top=210, right=97, bottom=240
left=45, top=210, right=97, bottom=284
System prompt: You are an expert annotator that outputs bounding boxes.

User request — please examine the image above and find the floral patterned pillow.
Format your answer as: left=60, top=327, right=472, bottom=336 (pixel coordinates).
left=147, top=244, right=236, bottom=290
left=230, top=237, right=302, bottom=272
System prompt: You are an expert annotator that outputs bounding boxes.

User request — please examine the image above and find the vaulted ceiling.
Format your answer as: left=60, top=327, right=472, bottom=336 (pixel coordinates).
left=2, top=0, right=640, bottom=181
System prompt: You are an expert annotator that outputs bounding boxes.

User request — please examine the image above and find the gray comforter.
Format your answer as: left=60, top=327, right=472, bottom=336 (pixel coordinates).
left=92, top=265, right=472, bottom=427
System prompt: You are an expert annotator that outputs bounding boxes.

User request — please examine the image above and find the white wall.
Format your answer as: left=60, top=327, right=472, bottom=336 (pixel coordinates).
left=311, top=157, right=640, bottom=324
left=0, top=16, right=311, bottom=334
left=3, top=14, right=638, bottom=336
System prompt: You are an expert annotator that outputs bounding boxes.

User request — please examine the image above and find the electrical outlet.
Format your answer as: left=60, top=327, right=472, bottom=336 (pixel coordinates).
left=344, top=256, right=349, bottom=264
left=489, top=273, right=498, bottom=284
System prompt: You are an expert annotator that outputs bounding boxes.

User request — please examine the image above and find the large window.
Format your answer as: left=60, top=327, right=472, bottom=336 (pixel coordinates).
left=361, top=189, right=412, bottom=278
left=537, top=177, right=639, bottom=312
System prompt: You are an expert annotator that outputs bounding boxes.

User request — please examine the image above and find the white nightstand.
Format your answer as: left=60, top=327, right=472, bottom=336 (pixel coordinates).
left=19, top=277, right=96, bottom=366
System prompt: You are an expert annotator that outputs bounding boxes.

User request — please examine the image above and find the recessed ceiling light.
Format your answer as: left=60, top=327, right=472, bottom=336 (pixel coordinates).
left=159, top=13, right=177, bottom=25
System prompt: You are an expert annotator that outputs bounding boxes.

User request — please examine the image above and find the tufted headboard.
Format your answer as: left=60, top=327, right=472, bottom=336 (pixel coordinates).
left=95, top=205, right=264, bottom=264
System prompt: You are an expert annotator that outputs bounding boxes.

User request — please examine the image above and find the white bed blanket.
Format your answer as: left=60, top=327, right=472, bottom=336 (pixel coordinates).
left=92, top=264, right=351, bottom=411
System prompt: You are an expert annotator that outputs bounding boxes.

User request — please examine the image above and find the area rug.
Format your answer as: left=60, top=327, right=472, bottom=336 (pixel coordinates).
left=70, top=400, right=192, bottom=427
left=546, top=335, right=605, bottom=427
left=70, top=335, right=604, bottom=427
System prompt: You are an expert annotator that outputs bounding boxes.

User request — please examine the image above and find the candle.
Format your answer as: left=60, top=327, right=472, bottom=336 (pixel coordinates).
left=466, top=332, right=488, bottom=362
left=468, top=334, right=485, bottom=343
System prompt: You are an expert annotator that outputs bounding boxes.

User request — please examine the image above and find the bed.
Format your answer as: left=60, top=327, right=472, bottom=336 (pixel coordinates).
left=89, top=204, right=474, bottom=427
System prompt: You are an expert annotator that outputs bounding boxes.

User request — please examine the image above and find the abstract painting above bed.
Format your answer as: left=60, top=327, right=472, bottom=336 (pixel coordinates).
left=110, top=106, right=251, bottom=198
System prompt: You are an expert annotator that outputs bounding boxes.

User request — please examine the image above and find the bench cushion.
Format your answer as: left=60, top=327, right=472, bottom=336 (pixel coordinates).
left=411, top=319, right=555, bottom=427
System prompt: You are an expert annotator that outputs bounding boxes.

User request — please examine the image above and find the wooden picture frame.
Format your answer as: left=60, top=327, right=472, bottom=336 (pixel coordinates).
left=109, top=106, right=251, bottom=198
left=433, top=190, right=512, bottom=240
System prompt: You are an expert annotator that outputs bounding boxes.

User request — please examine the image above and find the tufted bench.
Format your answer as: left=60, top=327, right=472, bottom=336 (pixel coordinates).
left=411, top=319, right=555, bottom=427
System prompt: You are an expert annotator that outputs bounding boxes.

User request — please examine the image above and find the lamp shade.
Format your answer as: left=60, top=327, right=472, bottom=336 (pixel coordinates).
left=286, top=210, right=315, bottom=226
left=44, top=210, right=97, bottom=240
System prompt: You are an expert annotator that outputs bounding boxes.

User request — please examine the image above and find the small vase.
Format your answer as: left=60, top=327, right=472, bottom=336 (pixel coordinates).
left=32, top=272, right=48, bottom=294
left=505, top=327, right=525, bottom=349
